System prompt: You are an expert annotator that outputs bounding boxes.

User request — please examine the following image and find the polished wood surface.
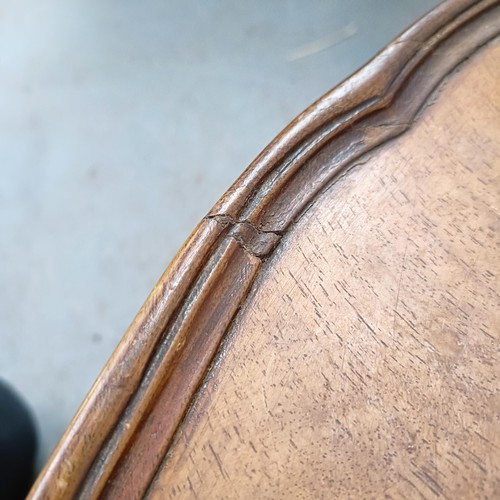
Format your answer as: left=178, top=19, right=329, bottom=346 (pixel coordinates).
left=29, top=1, right=500, bottom=498
left=149, top=40, right=500, bottom=499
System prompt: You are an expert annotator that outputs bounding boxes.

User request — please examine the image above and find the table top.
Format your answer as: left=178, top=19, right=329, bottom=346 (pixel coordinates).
left=30, top=1, right=500, bottom=498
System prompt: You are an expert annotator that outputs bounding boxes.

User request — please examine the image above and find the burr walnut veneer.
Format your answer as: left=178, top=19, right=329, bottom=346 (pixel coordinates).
left=30, top=1, right=500, bottom=498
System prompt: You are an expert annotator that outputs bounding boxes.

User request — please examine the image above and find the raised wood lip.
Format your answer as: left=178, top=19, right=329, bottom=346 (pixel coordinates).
left=29, top=1, right=500, bottom=498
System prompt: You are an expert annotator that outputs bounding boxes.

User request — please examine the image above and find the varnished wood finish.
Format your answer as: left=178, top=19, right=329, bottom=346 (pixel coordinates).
left=149, top=41, right=500, bottom=499
left=29, top=1, right=500, bottom=498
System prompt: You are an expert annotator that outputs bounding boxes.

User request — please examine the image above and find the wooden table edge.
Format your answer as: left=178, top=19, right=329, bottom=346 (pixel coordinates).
left=29, top=1, right=500, bottom=498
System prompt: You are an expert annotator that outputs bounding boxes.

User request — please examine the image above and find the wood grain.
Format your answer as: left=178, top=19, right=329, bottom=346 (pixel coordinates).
left=148, top=40, right=500, bottom=499
left=28, top=1, right=500, bottom=498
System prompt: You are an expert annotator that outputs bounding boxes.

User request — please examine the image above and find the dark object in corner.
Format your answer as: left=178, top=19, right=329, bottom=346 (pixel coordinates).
left=0, top=380, right=37, bottom=500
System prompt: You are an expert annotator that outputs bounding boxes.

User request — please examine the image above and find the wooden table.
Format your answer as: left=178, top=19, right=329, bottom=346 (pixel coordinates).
left=30, top=1, right=500, bottom=498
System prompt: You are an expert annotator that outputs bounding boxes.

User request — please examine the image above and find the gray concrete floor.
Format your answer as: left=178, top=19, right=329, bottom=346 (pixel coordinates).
left=0, top=0, right=438, bottom=469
